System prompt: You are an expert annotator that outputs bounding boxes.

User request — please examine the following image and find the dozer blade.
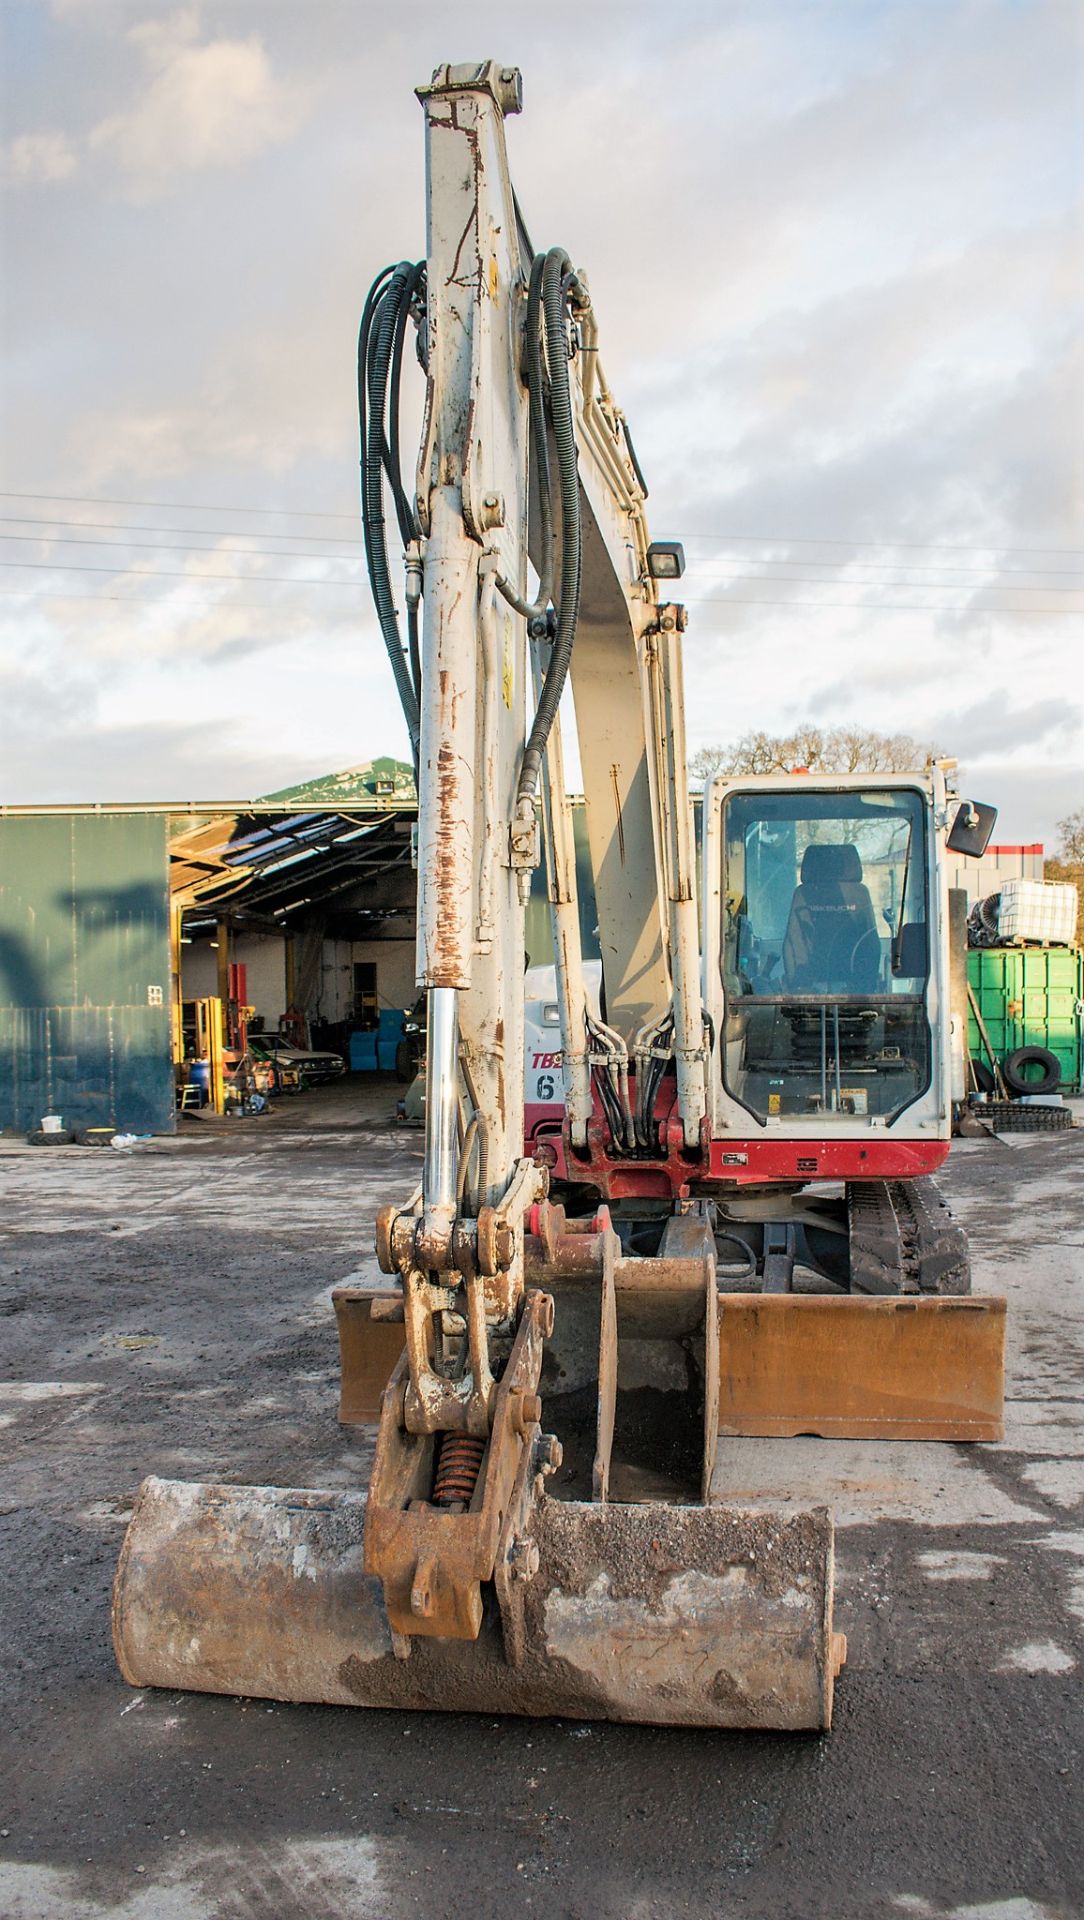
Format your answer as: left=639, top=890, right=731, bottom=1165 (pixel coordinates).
left=113, top=1476, right=844, bottom=1730
left=717, top=1294, right=1005, bottom=1441
left=336, top=1288, right=1006, bottom=1444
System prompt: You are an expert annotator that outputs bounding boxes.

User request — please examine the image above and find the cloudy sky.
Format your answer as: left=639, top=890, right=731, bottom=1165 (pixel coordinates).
left=2, top=0, right=1081, bottom=842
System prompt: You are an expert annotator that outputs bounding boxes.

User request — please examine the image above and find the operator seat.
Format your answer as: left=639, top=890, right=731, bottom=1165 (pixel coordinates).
left=782, top=843, right=880, bottom=992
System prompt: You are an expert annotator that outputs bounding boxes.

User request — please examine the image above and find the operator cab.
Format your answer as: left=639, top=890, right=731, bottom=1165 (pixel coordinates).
left=719, top=786, right=930, bottom=1122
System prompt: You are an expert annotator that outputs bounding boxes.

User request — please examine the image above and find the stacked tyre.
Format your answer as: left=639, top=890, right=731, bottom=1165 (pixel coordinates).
left=1000, top=1047, right=1061, bottom=1097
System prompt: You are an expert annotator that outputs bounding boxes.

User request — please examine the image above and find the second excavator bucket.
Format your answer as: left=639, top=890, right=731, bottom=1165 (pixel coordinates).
left=336, top=1279, right=1007, bottom=1446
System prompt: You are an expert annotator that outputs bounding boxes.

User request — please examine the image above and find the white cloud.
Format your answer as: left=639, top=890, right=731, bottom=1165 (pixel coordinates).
left=88, top=8, right=310, bottom=201
left=3, top=0, right=1080, bottom=834
left=68, top=335, right=349, bottom=486
left=3, top=130, right=78, bottom=185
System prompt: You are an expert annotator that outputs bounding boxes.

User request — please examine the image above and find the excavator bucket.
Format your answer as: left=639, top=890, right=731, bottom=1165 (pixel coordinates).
left=113, top=1212, right=847, bottom=1730
left=113, top=1478, right=843, bottom=1730
left=111, top=1209, right=1008, bottom=1734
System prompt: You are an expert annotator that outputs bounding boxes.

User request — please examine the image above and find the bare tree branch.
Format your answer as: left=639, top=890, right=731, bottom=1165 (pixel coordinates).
left=1056, top=807, right=1084, bottom=863
left=689, top=725, right=939, bottom=784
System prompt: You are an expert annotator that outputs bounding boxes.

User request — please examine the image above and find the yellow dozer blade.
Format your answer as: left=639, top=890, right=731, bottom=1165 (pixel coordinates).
left=112, top=1204, right=1001, bottom=1732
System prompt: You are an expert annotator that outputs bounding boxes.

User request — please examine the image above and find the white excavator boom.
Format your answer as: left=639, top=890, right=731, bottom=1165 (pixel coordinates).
left=112, top=60, right=855, bottom=1732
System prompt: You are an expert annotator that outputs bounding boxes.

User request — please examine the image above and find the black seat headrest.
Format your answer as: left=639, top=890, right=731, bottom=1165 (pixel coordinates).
left=800, top=842, right=863, bottom=884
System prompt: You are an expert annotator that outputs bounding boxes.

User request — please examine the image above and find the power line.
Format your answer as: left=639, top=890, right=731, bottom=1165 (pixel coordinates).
left=4, top=553, right=1082, bottom=608
left=684, top=556, right=1084, bottom=582
left=0, top=588, right=362, bottom=617
left=1, top=491, right=1080, bottom=558
left=0, top=489, right=359, bottom=521
left=682, top=531, right=1084, bottom=558
left=0, top=514, right=365, bottom=548
left=0, top=558, right=365, bottom=588
left=682, top=596, right=1078, bottom=616
left=3, top=582, right=1078, bottom=618
left=0, top=532, right=364, bottom=565
left=684, top=575, right=1084, bottom=596
left=4, top=523, right=1083, bottom=581
left=690, top=564, right=1074, bottom=587
left=5, top=535, right=1084, bottom=596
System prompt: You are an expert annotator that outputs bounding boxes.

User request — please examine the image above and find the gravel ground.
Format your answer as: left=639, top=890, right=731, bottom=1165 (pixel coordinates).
left=0, top=1081, right=1081, bottom=1920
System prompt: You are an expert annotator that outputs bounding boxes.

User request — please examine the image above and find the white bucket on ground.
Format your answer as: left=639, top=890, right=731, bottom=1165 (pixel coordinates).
left=41, top=1115, right=64, bottom=1134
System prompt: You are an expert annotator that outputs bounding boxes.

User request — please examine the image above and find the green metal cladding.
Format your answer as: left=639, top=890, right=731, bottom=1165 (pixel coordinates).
left=0, top=814, right=174, bottom=1134
left=967, top=945, right=1083, bottom=1092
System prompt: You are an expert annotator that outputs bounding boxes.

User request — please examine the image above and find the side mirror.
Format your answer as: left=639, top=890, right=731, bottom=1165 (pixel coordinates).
left=946, top=799, right=997, bottom=858
left=893, top=921, right=928, bottom=977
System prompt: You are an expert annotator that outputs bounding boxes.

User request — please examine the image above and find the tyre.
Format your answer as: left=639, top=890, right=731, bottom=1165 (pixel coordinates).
left=1001, top=1046, right=1061, bottom=1097
left=396, top=1036, right=420, bottom=1083
left=970, top=1057, right=996, bottom=1095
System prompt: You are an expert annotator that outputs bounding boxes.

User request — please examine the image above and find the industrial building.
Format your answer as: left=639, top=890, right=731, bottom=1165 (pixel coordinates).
left=0, top=760, right=1060, bottom=1136
left=0, top=759, right=418, bottom=1135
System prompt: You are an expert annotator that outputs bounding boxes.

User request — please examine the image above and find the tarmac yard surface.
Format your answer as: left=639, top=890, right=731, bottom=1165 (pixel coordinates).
left=0, top=1082, right=1081, bottom=1920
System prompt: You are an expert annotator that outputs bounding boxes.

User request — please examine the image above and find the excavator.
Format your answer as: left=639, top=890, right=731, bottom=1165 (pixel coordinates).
left=113, top=61, right=1004, bottom=1731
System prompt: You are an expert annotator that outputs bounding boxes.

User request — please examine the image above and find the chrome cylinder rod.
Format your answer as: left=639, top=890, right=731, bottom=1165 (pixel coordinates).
left=423, top=985, right=459, bottom=1213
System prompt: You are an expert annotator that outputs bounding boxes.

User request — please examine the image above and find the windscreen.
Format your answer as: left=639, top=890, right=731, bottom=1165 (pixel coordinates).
left=720, top=787, right=931, bottom=1123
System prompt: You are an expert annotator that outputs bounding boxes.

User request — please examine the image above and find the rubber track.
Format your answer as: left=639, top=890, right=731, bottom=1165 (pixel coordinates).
left=846, top=1177, right=970, bottom=1296
left=979, top=1101, right=1072, bottom=1133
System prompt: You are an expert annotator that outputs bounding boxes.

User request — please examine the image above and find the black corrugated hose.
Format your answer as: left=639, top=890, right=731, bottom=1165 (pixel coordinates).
left=359, top=246, right=581, bottom=806
left=515, top=247, right=584, bottom=810
left=357, top=261, right=426, bottom=762
left=496, top=252, right=554, bottom=620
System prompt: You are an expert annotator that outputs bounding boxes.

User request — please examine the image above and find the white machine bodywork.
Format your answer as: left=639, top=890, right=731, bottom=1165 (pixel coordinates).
left=702, top=766, right=959, bottom=1144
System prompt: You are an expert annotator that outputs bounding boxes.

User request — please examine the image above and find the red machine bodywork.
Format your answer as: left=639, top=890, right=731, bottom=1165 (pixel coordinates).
left=525, top=1081, right=948, bottom=1201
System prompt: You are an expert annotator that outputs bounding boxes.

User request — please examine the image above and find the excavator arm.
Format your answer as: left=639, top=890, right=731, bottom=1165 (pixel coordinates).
left=348, top=62, right=839, bottom=1719
left=112, top=61, right=846, bottom=1731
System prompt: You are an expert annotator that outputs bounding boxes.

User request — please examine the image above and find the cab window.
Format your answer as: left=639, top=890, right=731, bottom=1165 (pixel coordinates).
left=720, top=788, right=930, bottom=1122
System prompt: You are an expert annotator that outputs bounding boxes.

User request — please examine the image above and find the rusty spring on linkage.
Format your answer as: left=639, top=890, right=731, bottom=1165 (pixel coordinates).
left=432, top=1432, right=486, bottom=1508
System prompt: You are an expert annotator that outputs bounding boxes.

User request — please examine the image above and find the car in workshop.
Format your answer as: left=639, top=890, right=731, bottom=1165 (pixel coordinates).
left=248, top=1032, right=346, bottom=1087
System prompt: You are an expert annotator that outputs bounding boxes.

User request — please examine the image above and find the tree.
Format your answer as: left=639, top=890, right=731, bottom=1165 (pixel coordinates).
left=1047, top=807, right=1084, bottom=942
left=689, top=725, right=938, bottom=784
left=1055, top=807, right=1084, bottom=864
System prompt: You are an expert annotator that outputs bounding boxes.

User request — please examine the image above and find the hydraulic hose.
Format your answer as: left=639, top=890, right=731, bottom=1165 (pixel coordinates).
left=360, top=245, right=581, bottom=810
left=715, top=1232, right=758, bottom=1283
left=406, top=597, right=422, bottom=707
left=515, top=247, right=584, bottom=809
left=496, top=253, right=554, bottom=620
left=357, top=261, right=424, bottom=760
left=388, top=261, right=427, bottom=547
left=364, top=263, right=419, bottom=748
